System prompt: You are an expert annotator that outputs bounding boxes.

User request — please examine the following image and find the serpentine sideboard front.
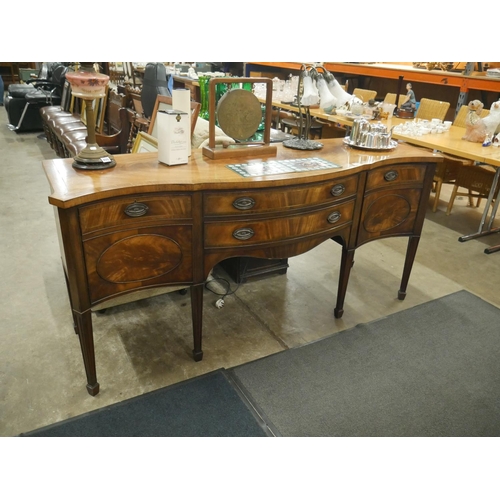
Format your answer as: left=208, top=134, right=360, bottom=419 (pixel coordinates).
left=43, top=139, right=442, bottom=395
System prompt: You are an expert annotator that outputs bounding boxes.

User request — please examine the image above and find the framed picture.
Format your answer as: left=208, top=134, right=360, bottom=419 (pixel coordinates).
left=132, top=131, right=158, bottom=153
left=148, top=94, right=200, bottom=138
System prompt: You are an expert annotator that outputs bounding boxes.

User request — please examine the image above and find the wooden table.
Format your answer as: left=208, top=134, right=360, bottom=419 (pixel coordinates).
left=310, top=107, right=500, bottom=253
left=390, top=125, right=500, bottom=254
left=43, top=140, right=441, bottom=395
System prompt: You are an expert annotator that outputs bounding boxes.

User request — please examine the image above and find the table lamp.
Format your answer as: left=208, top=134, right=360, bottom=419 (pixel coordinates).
left=65, top=64, right=116, bottom=170
left=283, top=64, right=325, bottom=151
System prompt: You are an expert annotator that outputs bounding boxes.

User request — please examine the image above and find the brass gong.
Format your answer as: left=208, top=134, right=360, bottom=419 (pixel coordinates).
left=216, top=89, right=263, bottom=141
left=202, top=76, right=277, bottom=160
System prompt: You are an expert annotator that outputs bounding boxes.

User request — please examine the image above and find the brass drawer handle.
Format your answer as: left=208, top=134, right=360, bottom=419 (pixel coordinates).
left=327, top=211, right=342, bottom=224
left=330, top=184, right=346, bottom=197
left=124, top=202, right=149, bottom=217
left=384, top=170, right=399, bottom=182
left=233, top=228, right=255, bottom=240
left=233, top=197, right=256, bottom=210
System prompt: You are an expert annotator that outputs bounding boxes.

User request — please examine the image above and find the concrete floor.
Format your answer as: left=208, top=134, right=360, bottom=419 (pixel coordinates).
left=1, top=107, right=500, bottom=437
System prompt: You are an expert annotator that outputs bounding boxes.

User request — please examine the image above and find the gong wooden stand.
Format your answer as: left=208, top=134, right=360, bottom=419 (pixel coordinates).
left=202, top=77, right=277, bottom=160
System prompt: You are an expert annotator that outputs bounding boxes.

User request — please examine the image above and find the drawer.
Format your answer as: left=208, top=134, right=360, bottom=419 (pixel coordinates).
left=365, top=164, right=426, bottom=192
left=204, top=175, right=358, bottom=216
left=79, top=194, right=192, bottom=234
left=205, top=200, right=355, bottom=248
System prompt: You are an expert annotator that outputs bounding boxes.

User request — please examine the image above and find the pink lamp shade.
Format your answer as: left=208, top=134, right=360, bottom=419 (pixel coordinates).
left=65, top=68, right=109, bottom=98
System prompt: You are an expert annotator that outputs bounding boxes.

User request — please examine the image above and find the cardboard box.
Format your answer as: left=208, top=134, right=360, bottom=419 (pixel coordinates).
left=157, top=109, right=189, bottom=166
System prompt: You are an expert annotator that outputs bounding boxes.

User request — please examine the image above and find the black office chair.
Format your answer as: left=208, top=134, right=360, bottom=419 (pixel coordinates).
left=6, top=62, right=54, bottom=100
left=140, top=62, right=171, bottom=119
left=5, top=63, right=69, bottom=132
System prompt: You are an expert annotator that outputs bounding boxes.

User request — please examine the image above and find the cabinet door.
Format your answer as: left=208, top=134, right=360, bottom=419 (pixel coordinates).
left=356, top=188, right=422, bottom=245
left=83, top=226, right=193, bottom=304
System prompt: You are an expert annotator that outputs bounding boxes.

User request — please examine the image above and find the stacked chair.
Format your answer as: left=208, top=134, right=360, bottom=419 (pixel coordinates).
left=41, top=86, right=134, bottom=158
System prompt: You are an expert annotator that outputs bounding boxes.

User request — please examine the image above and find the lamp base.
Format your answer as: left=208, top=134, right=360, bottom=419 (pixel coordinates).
left=283, top=138, right=323, bottom=151
left=72, top=143, right=116, bottom=170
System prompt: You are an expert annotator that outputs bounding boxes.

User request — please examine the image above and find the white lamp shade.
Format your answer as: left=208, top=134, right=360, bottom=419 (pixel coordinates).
left=317, top=77, right=337, bottom=112
left=301, top=75, right=319, bottom=106
left=66, top=68, right=109, bottom=99
left=327, top=78, right=352, bottom=107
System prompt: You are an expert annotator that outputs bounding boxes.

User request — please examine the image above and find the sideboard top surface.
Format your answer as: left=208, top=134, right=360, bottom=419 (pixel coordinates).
left=42, top=139, right=443, bottom=208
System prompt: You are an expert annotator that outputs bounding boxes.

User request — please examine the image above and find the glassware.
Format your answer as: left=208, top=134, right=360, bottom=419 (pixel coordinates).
left=253, top=83, right=266, bottom=99
left=198, top=75, right=211, bottom=120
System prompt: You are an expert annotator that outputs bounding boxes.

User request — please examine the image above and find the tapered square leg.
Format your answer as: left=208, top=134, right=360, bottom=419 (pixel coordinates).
left=335, top=247, right=356, bottom=319
left=190, top=284, right=204, bottom=361
left=75, top=310, right=99, bottom=396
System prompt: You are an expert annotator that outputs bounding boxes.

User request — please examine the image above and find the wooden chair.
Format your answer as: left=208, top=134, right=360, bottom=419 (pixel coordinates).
left=280, top=114, right=323, bottom=139
left=94, top=107, right=136, bottom=156
left=431, top=105, right=490, bottom=212
left=271, top=108, right=290, bottom=130
left=352, top=88, right=377, bottom=103
left=105, top=89, right=128, bottom=135
left=108, top=63, right=125, bottom=86
left=446, top=164, right=500, bottom=215
left=415, top=98, right=450, bottom=122
left=122, top=62, right=142, bottom=89
left=383, top=92, right=406, bottom=107
left=452, top=103, right=489, bottom=128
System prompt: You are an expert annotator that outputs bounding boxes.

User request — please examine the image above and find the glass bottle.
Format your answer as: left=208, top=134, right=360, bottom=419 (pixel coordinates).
left=198, top=75, right=211, bottom=120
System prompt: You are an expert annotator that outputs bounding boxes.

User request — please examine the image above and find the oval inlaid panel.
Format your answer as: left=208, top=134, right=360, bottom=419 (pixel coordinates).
left=97, top=235, right=182, bottom=283
left=363, top=194, right=411, bottom=233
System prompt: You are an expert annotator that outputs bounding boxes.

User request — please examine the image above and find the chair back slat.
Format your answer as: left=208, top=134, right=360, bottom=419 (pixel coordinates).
left=415, top=98, right=450, bottom=121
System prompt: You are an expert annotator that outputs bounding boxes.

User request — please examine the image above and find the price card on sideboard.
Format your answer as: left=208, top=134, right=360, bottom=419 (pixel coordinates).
left=227, top=157, right=342, bottom=177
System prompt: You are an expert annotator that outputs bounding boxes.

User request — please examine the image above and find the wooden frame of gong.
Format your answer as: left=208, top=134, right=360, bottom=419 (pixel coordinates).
left=202, top=77, right=277, bottom=160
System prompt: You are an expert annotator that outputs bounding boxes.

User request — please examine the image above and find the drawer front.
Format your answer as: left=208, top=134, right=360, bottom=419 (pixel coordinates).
left=204, top=175, right=358, bottom=216
left=79, top=194, right=192, bottom=234
left=365, top=165, right=426, bottom=192
left=205, top=200, right=355, bottom=248
left=83, top=225, right=193, bottom=304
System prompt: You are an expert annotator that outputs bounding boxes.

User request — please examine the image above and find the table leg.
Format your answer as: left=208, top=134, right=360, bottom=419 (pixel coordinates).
left=334, top=247, right=355, bottom=319
left=74, top=310, right=99, bottom=396
left=483, top=185, right=500, bottom=253
left=458, top=167, right=500, bottom=245
left=63, top=269, right=79, bottom=335
left=398, top=236, right=420, bottom=300
left=190, top=284, right=204, bottom=361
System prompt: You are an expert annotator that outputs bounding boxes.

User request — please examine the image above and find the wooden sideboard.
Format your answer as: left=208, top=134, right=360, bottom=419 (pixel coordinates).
left=43, top=140, right=442, bottom=395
